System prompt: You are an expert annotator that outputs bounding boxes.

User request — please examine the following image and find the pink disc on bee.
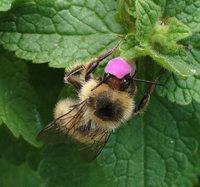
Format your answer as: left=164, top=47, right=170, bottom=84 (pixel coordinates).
left=105, top=57, right=135, bottom=79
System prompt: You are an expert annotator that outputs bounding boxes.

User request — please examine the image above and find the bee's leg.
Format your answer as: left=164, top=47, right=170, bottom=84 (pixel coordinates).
left=66, top=77, right=82, bottom=90
left=133, top=70, right=166, bottom=114
left=64, top=65, right=84, bottom=90
left=133, top=83, right=155, bottom=114
left=128, top=80, right=137, bottom=96
left=85, top=39, right=124, bottom=81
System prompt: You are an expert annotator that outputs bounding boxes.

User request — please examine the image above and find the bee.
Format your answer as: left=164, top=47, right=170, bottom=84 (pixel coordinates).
left=37, top=40, right=164, bottom=162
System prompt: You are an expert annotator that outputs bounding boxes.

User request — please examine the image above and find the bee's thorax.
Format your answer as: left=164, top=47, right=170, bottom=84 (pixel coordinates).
left=94, top=91, right=122, bottom=121
left=80, top=79, right=135, bottom=130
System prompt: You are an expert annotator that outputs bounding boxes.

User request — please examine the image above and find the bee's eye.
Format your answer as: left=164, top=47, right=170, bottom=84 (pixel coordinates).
left=123, top=78, right=129, bottom=86
left=120, top=77, right=131, bottom=91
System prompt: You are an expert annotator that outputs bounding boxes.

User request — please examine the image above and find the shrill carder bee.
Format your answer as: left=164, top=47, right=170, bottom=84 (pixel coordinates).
left=37, top=40, right=164, bottom=162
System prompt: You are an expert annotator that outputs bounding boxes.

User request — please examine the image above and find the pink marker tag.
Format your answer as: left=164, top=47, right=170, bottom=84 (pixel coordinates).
left=105, top=57, right=135, bottom=79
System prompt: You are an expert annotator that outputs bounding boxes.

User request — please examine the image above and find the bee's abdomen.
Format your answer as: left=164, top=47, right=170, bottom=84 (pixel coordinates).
left=94, top=91, right=122, bottom=121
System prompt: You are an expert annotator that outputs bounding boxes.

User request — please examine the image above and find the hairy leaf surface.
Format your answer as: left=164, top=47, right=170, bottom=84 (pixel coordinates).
left=0, top=0, right=125, bottom=69
left=38, top=95, right=200, bottom=186
left=0, top=50, right=42, bottom=146
left=0, top=0, right=12, bottom=11
left=0, top=159, right=45, bottom=187
left=156, top=32, right=200, bottom=105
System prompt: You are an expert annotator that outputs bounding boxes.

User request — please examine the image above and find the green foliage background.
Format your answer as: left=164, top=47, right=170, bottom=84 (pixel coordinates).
left=0, top=0, right=200, bottom=186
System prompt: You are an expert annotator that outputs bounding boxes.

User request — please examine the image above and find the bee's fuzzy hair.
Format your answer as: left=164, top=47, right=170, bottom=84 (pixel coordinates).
left=79, top=79, right=135, bottom=131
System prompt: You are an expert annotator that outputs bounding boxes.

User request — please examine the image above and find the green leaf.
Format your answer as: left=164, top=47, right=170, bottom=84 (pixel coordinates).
left=164, top=0, right=200, bottom=32
left=38, top=96, right=200, bottom=186
left=0, top=50, right=42, bottom=147
left=167, top=18, right=191, bottom=44
left=119, top=7, right=193, bottom=78
left=180, top=32, right=200, bottom=70
left=186, top=48, right=200, bottom=72
left=156, top=32, right=200, bottom=105
left=152, top=0, right=166, bottom=12
left=136, top=0, right=161, bottom=45
left=0, top=159, right=45, bottom=187
left=0, top=124, right=32, bottom=165
left=156, top=72, right=200, bottom=105
left=0, top=125, right=41, bottom=169
left=120, top=38, right=199, bottom=77
left=0, top=0, right=12, bottom=11
left=119, top=34, right=140, bottom=60
left=135, top=46, right=198, bottom=77
left=174, top=155, right=200, bottom=187
left=115, top=0, right=136, bottom=32
left=150, top=18, right=191, bottom=50
left=39, top=144, right=112, bottom=187
left=123, top=0, right=166, bottom=18
left=0, top=0, right=125, bottom=69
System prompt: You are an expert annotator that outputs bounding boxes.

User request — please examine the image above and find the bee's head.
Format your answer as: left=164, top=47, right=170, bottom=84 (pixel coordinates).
left=104, top=57, right=135, bottom=91
left=91, top=57, right=135, bottom=92
left=102, top=73, right=132, bottom=91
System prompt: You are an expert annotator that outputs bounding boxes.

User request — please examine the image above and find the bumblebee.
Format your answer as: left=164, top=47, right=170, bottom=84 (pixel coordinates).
left=37, top=41, right=164, bottom=162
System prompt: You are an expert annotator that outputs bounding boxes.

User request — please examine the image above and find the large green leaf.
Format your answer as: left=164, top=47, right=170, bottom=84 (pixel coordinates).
left=0, top=54, right=66, bottom=169
left=152, top=0, right=166, bottom=12
left=0, top=0, right=125, bottom=69
left=136, top=0, right=161, bottom=45
left=120, top=40, right=199, bottom=77
left=38, top=95, right=200, bottom=187
left=0, top=125, right=41, bottom=169
left=0, top=0, right=12, bottom=11
left=174, top=155, right=200, bottom=187
left=156, top=32, right=200, bottom=105
left=164, top=0, right=200, bottom=32
left=134, top=46, right=198, bottom=77
left=156, top=72, right=200, bottom=105
left=119, top=4, right=196, bottom=78
left=0, top=159, right=45, bottom=187
left=115, top=0, right=136, bottom=32
left=150, top=17, right=191, bottom=50
left=0, top=50, right=42, bottom=147
left=181, top=32, right=200, bottom=70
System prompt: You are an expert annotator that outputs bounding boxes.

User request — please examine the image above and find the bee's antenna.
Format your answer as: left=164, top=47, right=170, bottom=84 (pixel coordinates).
left=132, top=78, right=165, bottom=87
left=91, top=74, right=111, bottom=91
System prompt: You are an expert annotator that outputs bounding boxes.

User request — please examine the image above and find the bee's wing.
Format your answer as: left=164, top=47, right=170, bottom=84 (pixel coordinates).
left=36, top=122, right=67, bottom=144
left=36, top=99, right=88, bottom=144
left=79, top=130, right=111, bottom=162
left=37, top=98, right=111, bottom=162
